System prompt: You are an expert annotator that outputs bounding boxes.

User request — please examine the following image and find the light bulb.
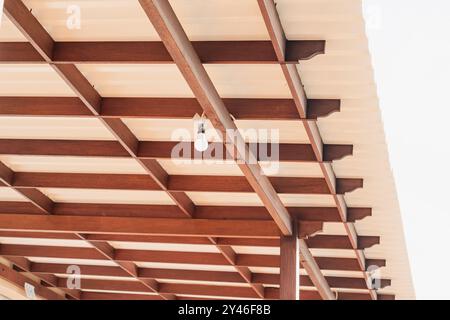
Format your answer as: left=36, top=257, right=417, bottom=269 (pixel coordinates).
left=194, top=122, right=208, bottom=152
left=194, top=132, right=208, bottom=152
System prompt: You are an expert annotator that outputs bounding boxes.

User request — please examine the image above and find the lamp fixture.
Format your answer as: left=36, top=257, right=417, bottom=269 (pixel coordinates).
left=194, top=119, right=208, bottom=152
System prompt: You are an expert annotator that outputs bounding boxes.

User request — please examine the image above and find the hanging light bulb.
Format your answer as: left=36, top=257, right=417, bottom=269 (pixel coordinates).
left=194, top=120, right=208, bottom=152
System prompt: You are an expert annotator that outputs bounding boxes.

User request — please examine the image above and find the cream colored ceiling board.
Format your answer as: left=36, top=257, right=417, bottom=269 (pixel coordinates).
left=187, top=192, right=262, bottom=207
left=158, top=278, right=251, bottom=288
left=0, top=187, right=27, bottom=202
left=248, top=267, right=279, bottom=274
left=22, top=0, right=159, bottom=41
left=0, top=156, right=146, bottom=174
left=158, top=160, right=323, bottom=178
left=0, top=238, right=92, bottom=248
left=321, top=270, right=364, bottom=278
left=123, top=118, right=309, bottom=144
left=205, top=65, right=290, bottom=98
left=83, top=288, right=154, bottom=295
left=310, top=248, right=356, bottom=259
left=41, top=188, right=175, bottom=205
left=280, top=194, right=335, bottom=207
left=136, top=262, right=237, bottom=273
left=0, top=16, right=27, bottom=41
left=170, top=0, right=268, bottom=41
left=77, top=64, right=290, bottom=99
left=76, top=64, right=193, bottom=97
left=231, top=246, right=279, bottom=256
left=56, top=274, right=134, bottom=282
left=123, top=118, right=221, bottom=142
left=28, top=257, right=117, bottom=267
left=158, top=159, right=243, bottom=176
left=235, top=120, right=310, bottom=144
left=0, top=65, right=75, bottom=96
left=0, top=117, right=116, bottom=140
left=189, top=192, right=334, bottom=207
left=109, top=241, right=220, bottom=254
left=0, top=278, right=28, bottom=300
left=321, top=222, right=348, bottom=235
left=260, top=162, right=324, bottom=178
left=277, top=0, right=366, bottom=40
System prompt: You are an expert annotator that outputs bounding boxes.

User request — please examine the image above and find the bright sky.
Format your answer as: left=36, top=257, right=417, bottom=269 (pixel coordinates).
left=363, top=0, right=450, bottom=299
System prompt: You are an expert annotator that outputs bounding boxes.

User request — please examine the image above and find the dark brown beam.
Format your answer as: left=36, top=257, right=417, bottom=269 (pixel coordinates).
left=78, top=290, right=393, bottom=301
left=0, top=139, right=352, bottom=162
left=0, top=40, right=324, bottom=64
left=0, top=244, right=386, bottom=271
left=54, top=278, right=383, bottom=300
left=0, top=230, right=380, bottom=250
left=0, top=214, right=280, bottom=238
left=29, top=262, right=391, bottom=290
left=0, top=97, right=340, bottom=120
left=10, top=172, right=362, bottom=194
left=280, top=222, right=299, bottom=299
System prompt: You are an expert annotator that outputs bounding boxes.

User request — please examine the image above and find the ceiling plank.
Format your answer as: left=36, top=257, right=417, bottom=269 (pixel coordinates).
left=0, top=97, right=340, bottom=120
left=0, top=40, right=324, bottom=64
left=0, top=139, right=352, bottom=162
left=0, top=214, right=281, bottom=238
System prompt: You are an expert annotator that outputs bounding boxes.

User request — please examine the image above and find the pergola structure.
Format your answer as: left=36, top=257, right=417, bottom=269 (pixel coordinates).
left=0, top=0, right=414, bottom=300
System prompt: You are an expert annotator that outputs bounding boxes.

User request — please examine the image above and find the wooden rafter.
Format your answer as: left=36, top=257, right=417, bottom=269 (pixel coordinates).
left=0, top=97, right=340, bottom=120
left=0, top=40, right=325, bottom=64
left=0, top=139, right=352, bottom=163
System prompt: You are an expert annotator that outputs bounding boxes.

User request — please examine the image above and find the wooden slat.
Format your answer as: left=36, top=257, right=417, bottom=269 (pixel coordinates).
left=280, top=223, right=299, bottom=299
left=0, top=214, right=280, bottom=238
left=0, top=97, right=340, bottom=120
left=28, top=263, right=392, bottom=290
left=0, top=244, right=386, bottom=271
left=10, top=172, right=362, bottom=194
left=0, top=40, right=324, bottom=64
left=0, top=139, right=352, bottom=162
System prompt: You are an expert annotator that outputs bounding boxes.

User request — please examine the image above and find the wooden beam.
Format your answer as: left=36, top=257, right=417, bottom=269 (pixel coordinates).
left=0, top=243, right=386, bottom=271
left=0, top=139, right=352, bottom=162
left=0, top=40, right=325, bottom=64
left=28, top=263, right=391, bottom=290
left=9, top=172, right=362, bottom=194
left=0, top=202, right=373, bottom=222
left=0, top=230, right=380, bottom=251
left=0, top=97, right=340, bottom=120
left=280, top=222, right=299, bottom=299
left=0, top=214, right=280, bottom=238
left=78, top=290, right=393, bottom=301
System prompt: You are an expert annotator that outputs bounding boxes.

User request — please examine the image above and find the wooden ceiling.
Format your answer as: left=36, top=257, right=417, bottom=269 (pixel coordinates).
left=0, top=0, right=401, bottom=300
